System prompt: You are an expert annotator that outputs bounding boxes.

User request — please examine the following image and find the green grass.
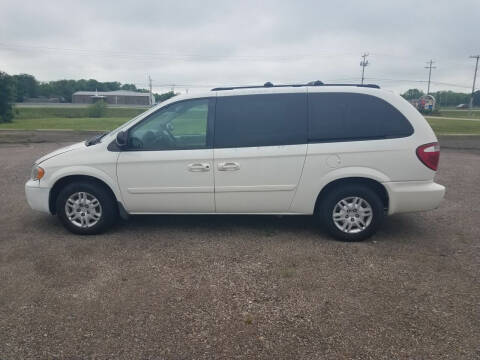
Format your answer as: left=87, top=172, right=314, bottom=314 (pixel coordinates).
left=0, top=117, right=130, bottom=131
left=426, top=117, right=480, bottom=135
left=15, top=107, right=144, bottom=119
left=2, top=106, right=480, bottom=135
left=435, top=111, right=480, bottom=119
left=0, top=106, right=145, bottom=131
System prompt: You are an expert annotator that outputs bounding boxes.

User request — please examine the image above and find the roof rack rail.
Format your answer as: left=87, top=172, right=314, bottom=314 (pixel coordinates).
left=211, top=81, right=379, bottom=91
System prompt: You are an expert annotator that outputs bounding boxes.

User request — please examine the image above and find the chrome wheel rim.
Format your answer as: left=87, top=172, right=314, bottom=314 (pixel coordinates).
left=332, top=196, right=373, bottom=234
left=65, top=192, right=102, bottom=228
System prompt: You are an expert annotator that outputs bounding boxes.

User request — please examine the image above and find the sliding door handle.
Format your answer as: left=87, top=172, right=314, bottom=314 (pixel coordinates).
left=217, top=162, right=240, bottom=171
left=188, top=163, right=211, bottom=172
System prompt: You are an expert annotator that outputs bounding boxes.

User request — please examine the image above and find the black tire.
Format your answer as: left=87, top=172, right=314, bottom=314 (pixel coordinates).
left=318, top=184, right=385, bottom=242
left=56, top=181, right=117, bottom=235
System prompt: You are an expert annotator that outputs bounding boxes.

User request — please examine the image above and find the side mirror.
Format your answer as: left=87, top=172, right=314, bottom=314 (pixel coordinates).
left=116, top=131, right=128, bottom=148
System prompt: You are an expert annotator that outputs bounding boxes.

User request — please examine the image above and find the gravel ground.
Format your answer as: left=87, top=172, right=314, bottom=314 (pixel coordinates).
left=0, top=142, right=479, bottom=359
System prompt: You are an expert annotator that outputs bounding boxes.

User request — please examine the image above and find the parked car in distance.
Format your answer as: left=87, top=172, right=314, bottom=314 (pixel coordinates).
left=25, top=82, right=445, bottom=241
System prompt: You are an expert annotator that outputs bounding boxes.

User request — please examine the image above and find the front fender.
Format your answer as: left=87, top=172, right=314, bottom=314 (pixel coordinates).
left=41, top=165, right=122, bottom=202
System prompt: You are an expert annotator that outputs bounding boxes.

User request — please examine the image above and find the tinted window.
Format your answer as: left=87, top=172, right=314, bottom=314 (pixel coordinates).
left=128, top=98, right=210, bottom=150
left=215, top=93, right=307, bottom=148
left=308, top=93, right=413, bottom=142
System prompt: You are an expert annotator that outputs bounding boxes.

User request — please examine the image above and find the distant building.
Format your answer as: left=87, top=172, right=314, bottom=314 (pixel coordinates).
left=72, top=90, right=154, bottom=106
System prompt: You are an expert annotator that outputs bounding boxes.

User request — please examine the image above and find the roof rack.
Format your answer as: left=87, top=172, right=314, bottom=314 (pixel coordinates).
left=211, top=81, right=380, bottom=91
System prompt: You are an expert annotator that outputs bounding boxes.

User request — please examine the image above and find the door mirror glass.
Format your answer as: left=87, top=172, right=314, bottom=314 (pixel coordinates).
left=116, top=131, right=128, bottom=148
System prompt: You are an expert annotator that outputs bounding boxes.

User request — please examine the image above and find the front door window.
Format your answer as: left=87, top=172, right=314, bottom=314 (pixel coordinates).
left=128, top=99, right=209, bottom=150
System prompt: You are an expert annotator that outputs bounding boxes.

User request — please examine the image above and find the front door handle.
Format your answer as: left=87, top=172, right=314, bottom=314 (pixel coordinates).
left=217, top=162, right=240, bottom=171
left=188, top=163, right=211, bottom=172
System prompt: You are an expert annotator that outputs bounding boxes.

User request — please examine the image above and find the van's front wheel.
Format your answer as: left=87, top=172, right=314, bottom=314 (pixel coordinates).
left=318, top=185, right=384, bottom=241
left=56, top=181, right=117, bottom=235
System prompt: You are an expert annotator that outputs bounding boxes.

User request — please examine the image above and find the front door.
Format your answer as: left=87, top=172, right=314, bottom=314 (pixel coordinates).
left=117, top=98, right=215, bottom=213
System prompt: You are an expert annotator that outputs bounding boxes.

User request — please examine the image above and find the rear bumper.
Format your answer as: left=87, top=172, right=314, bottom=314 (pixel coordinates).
left=384, top=180, right=445, bottom=215
left=25, top=180, right=51, bottom=214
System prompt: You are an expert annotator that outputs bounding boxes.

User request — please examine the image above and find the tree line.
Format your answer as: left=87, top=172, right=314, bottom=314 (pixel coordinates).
left=8, top=72, right=176, bottom=103
left=1, top=69, right=480, bottom=123
left=0, top=70, right=177, bottom=122
left=401, top=88, right=480, bottom=107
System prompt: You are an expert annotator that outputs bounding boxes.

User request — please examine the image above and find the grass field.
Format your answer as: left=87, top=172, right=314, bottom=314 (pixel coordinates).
left=425, top=117, right=480, bottom=135
left=434, top=109, right=480, bottom=120
left=0, top=107, right=142, bottom=131
left=1, top=106, right=480, bottom=135
left=15, top=107, right=144, bottom=119
left=0, top=117, right=129, bottom=131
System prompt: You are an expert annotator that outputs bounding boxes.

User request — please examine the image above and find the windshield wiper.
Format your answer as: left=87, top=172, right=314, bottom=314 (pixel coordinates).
left=85, top=132, right=108, bottom=146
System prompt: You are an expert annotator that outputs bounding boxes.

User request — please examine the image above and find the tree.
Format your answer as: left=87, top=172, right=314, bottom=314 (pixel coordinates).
left=401, top=88, right=424, bottom=100
left=431, top=91, right=470, bottom=107
left=0, top=71, right=15, bottom=123
left=121, top=83, right=137, bottom=91
left=87, top=100, right=107, bottom=118
left=154, top=91, right=177, bottom=103
left=473, top=90, right=480, bottom=107
left=13, top=74, right=38, bottom=102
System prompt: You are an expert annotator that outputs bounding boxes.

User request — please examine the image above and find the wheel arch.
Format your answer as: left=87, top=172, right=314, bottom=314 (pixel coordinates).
left=314, top=177, right=389, bottom=214
left=49, top=175, right=119, bottom=214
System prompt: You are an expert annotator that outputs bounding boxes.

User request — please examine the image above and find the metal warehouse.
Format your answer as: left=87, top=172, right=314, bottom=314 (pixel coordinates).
left=72, top=90, right=153, bottom=106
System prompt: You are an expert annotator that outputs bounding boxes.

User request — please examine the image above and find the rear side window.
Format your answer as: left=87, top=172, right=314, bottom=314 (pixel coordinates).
left=215, top=93, right=307, bottom=148
left=308, top=93, right=413, bottom=142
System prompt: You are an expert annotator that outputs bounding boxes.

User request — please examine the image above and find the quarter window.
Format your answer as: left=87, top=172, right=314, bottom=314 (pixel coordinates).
left=214, top=93, right=308, bottom=148
left=128, top=99, right=210, bottom=150
left=308, top=93, right=414, bottom=142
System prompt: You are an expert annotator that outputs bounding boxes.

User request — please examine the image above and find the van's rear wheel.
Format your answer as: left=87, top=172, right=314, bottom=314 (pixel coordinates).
left=56, top=181, right=117, bottom=235
left=318, top=184, right=384, bottom=241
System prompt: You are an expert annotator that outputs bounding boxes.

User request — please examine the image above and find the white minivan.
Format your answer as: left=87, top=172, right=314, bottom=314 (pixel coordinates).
left=25, top=82, right=445, bottom=241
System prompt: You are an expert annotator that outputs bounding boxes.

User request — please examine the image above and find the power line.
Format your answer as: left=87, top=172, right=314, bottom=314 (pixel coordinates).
left=0, top=41, right=355, bottom=62
left=365, top=77, right=470, bottom=89
left=425, top=60, right=436, bottom=94
left=360, top=53, right=369, bottom=85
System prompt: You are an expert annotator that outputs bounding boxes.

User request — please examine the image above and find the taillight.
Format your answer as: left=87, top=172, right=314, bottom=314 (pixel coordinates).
left=416, top=142, right=440, bottom=171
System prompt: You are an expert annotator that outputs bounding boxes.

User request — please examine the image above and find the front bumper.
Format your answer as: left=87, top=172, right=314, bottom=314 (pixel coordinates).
left=384, top=180, right=445, bottom=215
left=25, top=180, right=51, bottom=214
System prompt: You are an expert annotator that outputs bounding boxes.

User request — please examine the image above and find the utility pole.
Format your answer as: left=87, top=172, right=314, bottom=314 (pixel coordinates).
left=148, top=75, right=153, bottom=105
left=469, top=55, right=480, bottom=114
left=360, top=53, right=369, bottom=84
left=425, top=60, right=436, bottom=94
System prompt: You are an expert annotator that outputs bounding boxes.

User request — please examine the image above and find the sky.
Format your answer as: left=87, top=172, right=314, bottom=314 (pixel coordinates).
left=0, top=0, right=479, bottom=95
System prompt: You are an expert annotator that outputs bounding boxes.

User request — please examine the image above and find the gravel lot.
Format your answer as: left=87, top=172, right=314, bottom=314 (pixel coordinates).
left=0, top=141, right=479, bottom=359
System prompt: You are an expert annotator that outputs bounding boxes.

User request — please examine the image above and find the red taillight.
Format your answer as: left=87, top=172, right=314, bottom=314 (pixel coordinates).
left=416, top=142, right=440, bottom=171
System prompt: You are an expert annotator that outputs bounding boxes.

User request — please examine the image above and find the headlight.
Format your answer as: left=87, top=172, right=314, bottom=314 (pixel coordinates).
left=31, top=165, right=45, bottom=181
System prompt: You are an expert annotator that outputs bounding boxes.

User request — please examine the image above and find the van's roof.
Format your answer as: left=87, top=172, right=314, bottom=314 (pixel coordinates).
left=211, top=81, right=380, bottom=91
left=156, top=82, right=385, bottom=106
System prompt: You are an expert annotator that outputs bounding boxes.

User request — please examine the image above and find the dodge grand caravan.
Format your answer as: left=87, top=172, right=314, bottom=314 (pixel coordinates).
left=25, top=82, right=445, bottom=241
